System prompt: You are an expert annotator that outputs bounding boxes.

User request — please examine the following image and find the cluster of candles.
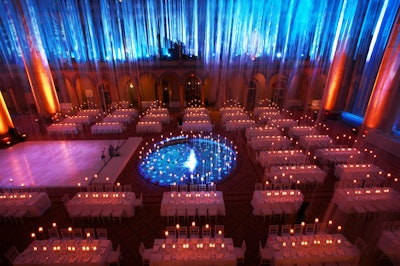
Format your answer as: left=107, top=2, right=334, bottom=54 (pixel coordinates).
left=345, top=188, right=391, bottom=195
left=51, top=123, right=77, bottom=126
left=170, top=192, right=217, bottom=198
left=281, top=239, right=342, bottom=247
left=93, top=122, right=121, bottom=125
left=0, top=194, right=33, bottom=199
left=264, top=190, right=301, bottom=197
left=253, top=135, right=286, bottom=139
left=77, top=193, right=126, bottom=198
left=32, top=245, right=97, bottom=252
left=137, top=121, right=159, bottom=125
left=184, top=120, right=211, bottom=123
left=265, top=150, right=304, bottom=155
left=276, top=165, right=318, bottom=170
left=303, top=135, right=331, bottom=139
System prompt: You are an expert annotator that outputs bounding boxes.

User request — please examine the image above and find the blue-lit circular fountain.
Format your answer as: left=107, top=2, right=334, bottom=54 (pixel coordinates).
left=138, top=134, right=237, bottom=186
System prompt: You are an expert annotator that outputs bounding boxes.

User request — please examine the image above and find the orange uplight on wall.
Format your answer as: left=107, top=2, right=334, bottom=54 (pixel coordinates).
left=31, top=55, right=60, bottom=115
left=364, top=23, right=399, bottom=129
left=0, top=91, right=14, bottom=135
left=324, top=52, right=347, bottom=111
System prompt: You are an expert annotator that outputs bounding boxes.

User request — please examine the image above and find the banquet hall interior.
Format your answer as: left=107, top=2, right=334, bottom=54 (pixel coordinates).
left=0, top=0, right=400, bottom=265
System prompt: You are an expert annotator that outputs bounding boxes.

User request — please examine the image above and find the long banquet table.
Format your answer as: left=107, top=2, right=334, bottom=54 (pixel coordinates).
left=0, top=192, right=51, bottom=217
left=377, top=230, right=400, bottom=265
left=112, top=108, right=138, bottom=117
left=90, top=122, right=125, bottom=134
left=66, top=192, right=138, bottom=217
left=102, top=114, right=133, bottom=124
left=160, top=191, right=226, bottom=217
left=334, top=164, right=385, bottom=182
left=257, top=150, right=307, bottom=168
left=287, top=126, right=318, bottom=138
left=253, top=106, right=279, bottom=116
left=298, top=135, right=333, bottom=149
left=265, top=234, right=360, bottom=266
left=251, top=190, right=303, bottom=216
left=13, top=239, right=113, bottom=266
left=245, top=126, right=281, bottom=141
left=265, top=165, right=327, bottom=185
left=224, top=119, right=256, bottom=131
left=47, top=123, right=81, bottom=134
left=149, top=238, right=236, bottom=266
left=249, top=135, right=291, bottom=150
left=331, top=187, right=400, bottom=214
left=314, top=148, right=364, bottom=165
left=267, top=119, right=298, bottom=128
left=136, top=121, right=162, bottom=133
left=64, top=115, right=93, bottom=125
left=181, top=121, right=212, bottom=132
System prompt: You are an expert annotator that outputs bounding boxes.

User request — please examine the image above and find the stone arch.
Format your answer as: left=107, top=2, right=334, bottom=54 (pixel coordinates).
left=139, top=73, right=157, bottom=105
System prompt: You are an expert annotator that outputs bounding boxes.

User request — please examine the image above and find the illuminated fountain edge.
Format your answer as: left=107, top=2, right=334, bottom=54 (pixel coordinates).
left=138, top=133, right=238, bottom=187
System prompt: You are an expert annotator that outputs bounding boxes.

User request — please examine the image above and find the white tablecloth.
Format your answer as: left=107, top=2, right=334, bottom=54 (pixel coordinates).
left=224, top=119, right=256, bottom=131
left=258, top=112, right=284, bottom=123
left=0, top=192, right=51, bottom=217
left=181, top=121, right=213, bottom=132
left=377, top=230, right=400, bottom=265
left=136, top=121, right=162, bottom=133
left=183, top=113, right=210, bottom=122
left=219, top=107, right=243, bottom=115
left=253, top=106, right=279, bottom=116
left=288, top=126, right=318, bottom=138
left=64, top=115, right=93, bottom=125
left=147, top=108, right=169, bottom=115
left=160, top=191, right=226, bottom=217
left=332, top=187, right=400, bottom=214
left=183, top=108, right=209, bottom=115
left=315, top=148, right=364, bottom=164
left=47, top=123, right=81, bottom=134
left=251, top=190, right=303, bottom=216
left=221, top=113, right=250, bottom=124
left=266, top=234, right=360, bottom=266
left=66, top=192, right=138, bottom=217
left=334, top=164, right=384, bottom=182
left=257, top=150, right=307, bottom=168
left=113, top=108, right=138, bottom=117
left=266, top=165, right=327, bottom=184
left=13, top=239, right=112, bottom=266
left=149, top=238, right=236, bottom=266
left=249, top=136, right=291, bottom=150
left=267, top=119, right=298, bottom=128
left=245, top=127, right=281, bottom=141
left=77, top=109, right=102, bottom=118
left=91, top=122, right=125, bottom=134
left=141, top=114, right=171, bottom=124
left=298, top=135, right=333, bottom=149
left=102, top=115, right=133, bottom=124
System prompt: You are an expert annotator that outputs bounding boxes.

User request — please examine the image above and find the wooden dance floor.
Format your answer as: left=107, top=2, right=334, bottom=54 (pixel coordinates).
left=0, top=137, right=142, bottom=187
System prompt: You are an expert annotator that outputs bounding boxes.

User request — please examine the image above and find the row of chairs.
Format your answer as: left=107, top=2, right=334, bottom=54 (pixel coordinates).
left=170, top=183, right=216, bottom=192
left=165, top=207, right=218, bottom=225
left=62, top=193, right=143, bottom=224
left=164, top=224, right=225, bottom=239
left=381, top=220, right=400, bottom=231
left=2, top=186, right=46, bottom=194
left=47, top=227, right=108, bottom=240
left=268, top=223, right=328, bottom=236
left=87, top=183, right=131, bottom=192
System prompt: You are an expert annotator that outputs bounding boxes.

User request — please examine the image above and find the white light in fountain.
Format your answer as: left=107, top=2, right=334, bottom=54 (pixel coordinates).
left=184, top=149, right=198, bottom=173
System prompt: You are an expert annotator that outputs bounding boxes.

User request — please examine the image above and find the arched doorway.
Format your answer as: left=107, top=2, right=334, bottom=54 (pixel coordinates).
left=245, top=81, right=257, bottom=111
left=98, top=82, right=112, bottom=111
left=184, top=75, right=201, bottom=107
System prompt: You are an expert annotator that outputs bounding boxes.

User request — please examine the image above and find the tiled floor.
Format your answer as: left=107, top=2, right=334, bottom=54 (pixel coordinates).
left=0, top=108, right=399, bottom=265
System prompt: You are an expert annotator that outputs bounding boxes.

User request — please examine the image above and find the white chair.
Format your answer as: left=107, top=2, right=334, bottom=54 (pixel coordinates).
left=259, top=241, right=273, bottom=265
left=60, top=228, right=72, bottom=239
left=96, top=228, right=108, bottom=239
left=106, top=244, right=121, bottom=266
left=133, top=193, right=143, bottom=211
left=84, top=228, right=95, bottom=239
left=72, top=228, right=83, bottom=239
left=280, top=224, right=291, bottom=236
left=123, top=184, right=132, bottom=192
left=202, top=225, right=211, bottom=238
left=255, top=183, right=263, bottom=190
left=112, top=208, right=123, bottom=224
left=139, top=242, right=152, bottom=265
left=178, top=226, right=187, bottom=238
left=354, top=237, right=367, bottom=254
left=190, top=226, right=200, bottom=238
left=268, top=224, right=279, bottom=236
left=305, top=223, right=316, bottom=235
left=5, top=246, right=19, bottom=264
left=47, top=228, right=60, bottom=239
left=214, top=225, right=224, bottom=238
left=234, top=240, right=246, bottom=264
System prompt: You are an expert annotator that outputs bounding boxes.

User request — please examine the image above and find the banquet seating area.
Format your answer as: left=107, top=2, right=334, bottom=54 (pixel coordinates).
left=1, top=101, right=400, bottom=266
